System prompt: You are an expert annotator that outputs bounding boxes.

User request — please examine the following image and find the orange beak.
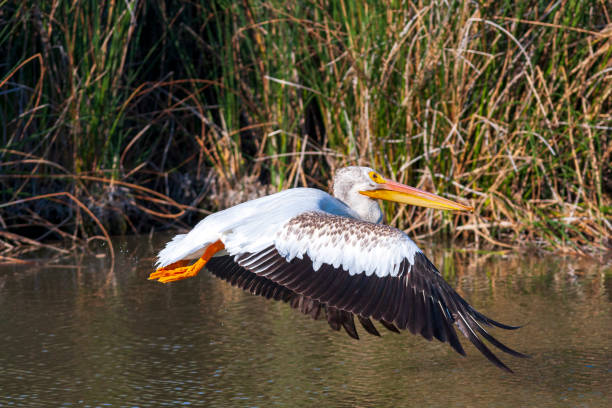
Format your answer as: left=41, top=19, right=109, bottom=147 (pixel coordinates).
left=360, top=178, right=473, bottom=212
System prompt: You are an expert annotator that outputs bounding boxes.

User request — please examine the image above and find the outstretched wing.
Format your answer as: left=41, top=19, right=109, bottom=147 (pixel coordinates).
left=213, top=211, right=527, bottom=372
left=205, top=254, right=386, bottom=340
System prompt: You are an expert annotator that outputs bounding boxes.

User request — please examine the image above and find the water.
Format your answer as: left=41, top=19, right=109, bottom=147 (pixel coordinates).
left=1, top=236, right=610, bottom=407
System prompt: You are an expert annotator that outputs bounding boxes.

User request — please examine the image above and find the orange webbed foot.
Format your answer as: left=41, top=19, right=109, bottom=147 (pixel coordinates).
left=149, top=240, right=225, bottom=284
left=154, top=264, right=201, bottom=283
left=148, top=260, right=191, bottom=281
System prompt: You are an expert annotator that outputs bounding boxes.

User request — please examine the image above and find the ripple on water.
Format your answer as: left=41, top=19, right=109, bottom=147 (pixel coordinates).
left=0, top=240, right=610, bottom=407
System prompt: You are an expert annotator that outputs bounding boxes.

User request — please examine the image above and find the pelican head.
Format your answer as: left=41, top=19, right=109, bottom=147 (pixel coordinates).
left=333, top=166, right=473, bottom=223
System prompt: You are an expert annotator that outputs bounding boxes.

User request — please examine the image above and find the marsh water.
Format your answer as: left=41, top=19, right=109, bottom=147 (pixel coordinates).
left=0, top=236, right=610, bottom=407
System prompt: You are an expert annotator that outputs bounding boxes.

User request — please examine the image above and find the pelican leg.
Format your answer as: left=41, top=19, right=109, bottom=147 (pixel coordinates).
left=148, top=240, right=225, bottom=283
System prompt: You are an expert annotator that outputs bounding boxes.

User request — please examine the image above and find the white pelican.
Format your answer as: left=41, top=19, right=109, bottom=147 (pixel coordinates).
left=149, top=166, right=526, bottom=371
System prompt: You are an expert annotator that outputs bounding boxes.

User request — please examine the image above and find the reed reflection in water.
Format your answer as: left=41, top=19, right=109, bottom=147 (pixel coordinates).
left=0, top=236, right=610, bottom=407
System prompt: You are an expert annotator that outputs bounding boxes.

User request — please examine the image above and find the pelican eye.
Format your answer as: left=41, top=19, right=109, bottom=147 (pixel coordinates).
left=368, top=171, right=385, bottom=184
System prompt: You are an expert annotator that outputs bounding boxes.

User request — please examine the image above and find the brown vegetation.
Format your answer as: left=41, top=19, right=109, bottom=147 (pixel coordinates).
left=1, top=1, right=610, bottom=265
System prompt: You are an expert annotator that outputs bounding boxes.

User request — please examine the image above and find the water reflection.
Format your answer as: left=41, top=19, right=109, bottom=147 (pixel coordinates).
left=0, top=237, right=610, bottom=407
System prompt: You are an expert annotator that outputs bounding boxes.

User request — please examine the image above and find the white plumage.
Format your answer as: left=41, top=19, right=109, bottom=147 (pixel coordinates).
left=156, top=188, right=359, bottom=267
left=157, top=186, right=420, bottom=278
left=150, top=166, right=526, bottom=372
left=275, top=212, right=420, bottom=277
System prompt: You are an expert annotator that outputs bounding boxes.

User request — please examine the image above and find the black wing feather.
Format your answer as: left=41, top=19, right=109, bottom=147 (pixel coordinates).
left=204, top=245, right=525, bottom=372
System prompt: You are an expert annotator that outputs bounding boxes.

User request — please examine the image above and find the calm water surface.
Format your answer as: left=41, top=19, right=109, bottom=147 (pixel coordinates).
left=1, top=236, right=610, bottom=407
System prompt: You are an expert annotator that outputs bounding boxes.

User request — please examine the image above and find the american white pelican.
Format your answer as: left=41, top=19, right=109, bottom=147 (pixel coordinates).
left=149, top=166, right=526, bottom=371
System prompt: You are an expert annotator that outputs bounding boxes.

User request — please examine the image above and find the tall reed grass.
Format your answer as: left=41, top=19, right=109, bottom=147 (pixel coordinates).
left=1, top=0, right=610, bottom=261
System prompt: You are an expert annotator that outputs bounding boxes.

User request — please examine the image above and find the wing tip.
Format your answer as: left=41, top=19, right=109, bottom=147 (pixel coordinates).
left=468, top=306, right=526, bottom=331
left=456, top=312, right=529, bottom=373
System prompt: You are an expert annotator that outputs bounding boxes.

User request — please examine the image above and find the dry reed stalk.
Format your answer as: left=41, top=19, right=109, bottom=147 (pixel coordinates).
left=0, top=1, right=610, bottom=261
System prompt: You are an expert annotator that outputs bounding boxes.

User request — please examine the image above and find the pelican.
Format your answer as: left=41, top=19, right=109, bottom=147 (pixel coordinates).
left=149, top=166, right=526, bottom=371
